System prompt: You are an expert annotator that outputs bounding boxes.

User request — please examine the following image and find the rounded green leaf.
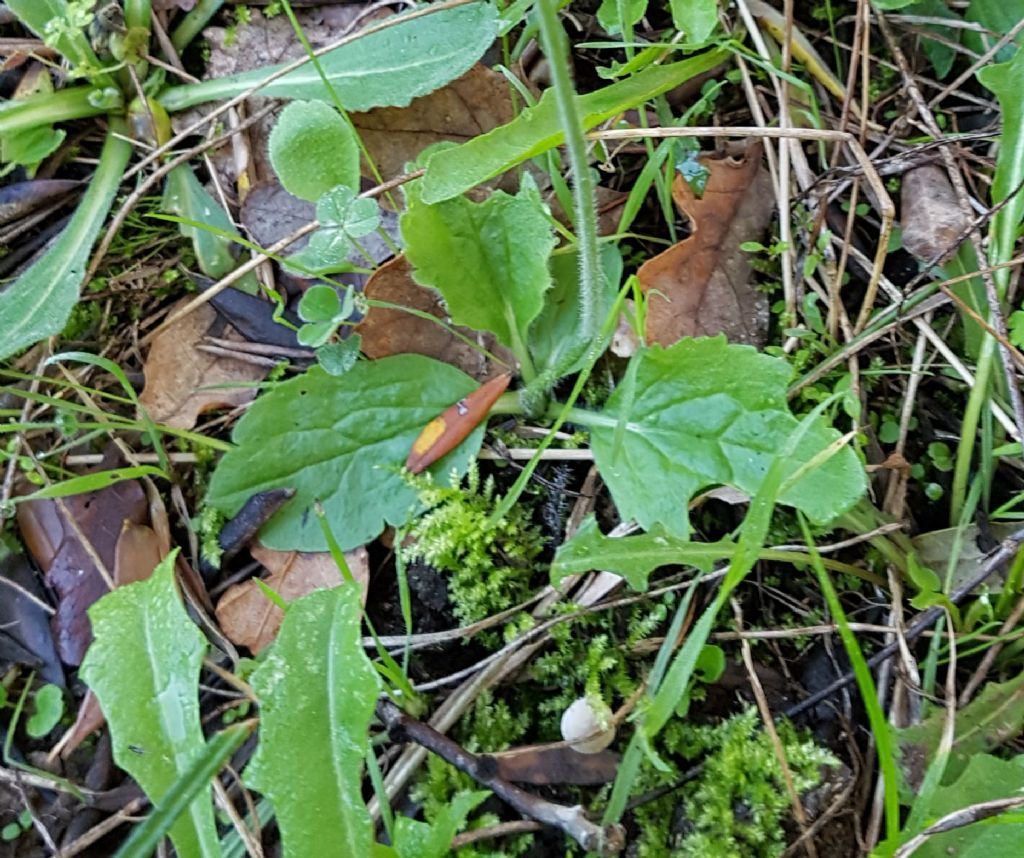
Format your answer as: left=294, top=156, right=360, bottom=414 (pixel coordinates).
left=268, top=101, right=360, bottom=202
left=298, top=284, right=342, bottom=322
left=26, top=684, right=64, bottom=738
left=205, top=355, right=485, bottom=551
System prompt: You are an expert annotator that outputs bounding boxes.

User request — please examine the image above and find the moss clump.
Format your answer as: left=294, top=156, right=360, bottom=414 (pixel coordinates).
left=402, top=464, right=545, bottom=625
left=631, top=708, right=836, bottom=858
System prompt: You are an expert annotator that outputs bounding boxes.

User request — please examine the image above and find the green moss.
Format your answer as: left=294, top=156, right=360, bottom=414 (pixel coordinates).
left=630, top=708, right=837, bottom=858
left=402, top=464, right=545, bottom=625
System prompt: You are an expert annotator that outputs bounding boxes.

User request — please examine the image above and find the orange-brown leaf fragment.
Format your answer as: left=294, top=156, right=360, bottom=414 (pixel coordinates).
left=638, top=141, right=773, bottom=347
left=139, top=300, right=267, bottom=430
left=406, top=373, right=511, bottom=474
left=215, top=544, right=369, bottom=654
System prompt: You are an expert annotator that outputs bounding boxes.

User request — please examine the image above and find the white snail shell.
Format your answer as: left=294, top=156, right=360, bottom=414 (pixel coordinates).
left=560, top=697, right=615, bottom=754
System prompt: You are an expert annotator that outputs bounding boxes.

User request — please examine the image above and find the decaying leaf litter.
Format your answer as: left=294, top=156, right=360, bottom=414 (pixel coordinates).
left=3, top=1, right=1024, bottom=856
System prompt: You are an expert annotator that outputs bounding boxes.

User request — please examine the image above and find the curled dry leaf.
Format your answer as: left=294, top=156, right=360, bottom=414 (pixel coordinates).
left=215, top=543, right=369, bottom=654
left=638, top=141, right=773, bottom=347
left=139, top=299, right=268, bottom=430
left=352, top=64, right=517, bottom=183
left=900, top=163, right=968, bottom=263
left=360, top=254, right=514, bottom=381
left=50, top=521, right=169, bottom=760
left=0, top=548, right=62, bottom=687
left=16, top=458, right=148, bottom=666
left=487, top=744, right=620, bottom=786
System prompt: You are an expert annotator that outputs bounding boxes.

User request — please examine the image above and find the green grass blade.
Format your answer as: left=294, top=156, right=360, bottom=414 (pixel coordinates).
left=0, top=121, right=131, bottom=360
left=115, top=721, right=254, bottom=858
left=799, top=514, right=901, bottom=846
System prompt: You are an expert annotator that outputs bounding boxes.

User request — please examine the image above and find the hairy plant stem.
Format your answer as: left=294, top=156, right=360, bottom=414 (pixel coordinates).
left=523, top=0, right=604, bottom=414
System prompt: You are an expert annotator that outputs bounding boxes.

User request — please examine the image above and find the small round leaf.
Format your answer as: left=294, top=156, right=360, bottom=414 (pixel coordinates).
left=298, top=284, right=342, bottom=323
left=268, top=102, right=360, bottom=202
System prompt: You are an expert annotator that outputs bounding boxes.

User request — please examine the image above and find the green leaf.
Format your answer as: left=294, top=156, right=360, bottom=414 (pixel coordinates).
left=245, top=585, right=380, bottom=858
left=896, top=673, right=1024, bottom=790
left=393, top=790, right=489, bottom=858
left=670, top=0, right=718, bottom=42
left=552, top=515, right=730, bottom=591
left=421, top=49, right=726, bottom=203
left=6, top=0, right=110, bottom=82
left=966, top=0, right=1024, bottom=64
left=80, top=552, right=218, bottom=858
left=531, top=244, right=621, bottom=377
left=159, top=3, right=498, bottom=113
left=115, top=722, right=254, bottom=858
left=268, top=102, right=360, bottom=202
left=205, top=355, right=485, bottom=551
left=0, top=120, right=132, bottom=361
left=317, top=335, right=361, bottom=376
left=298, top=284, right=342, bottom=322
left=895, top=755, right=1024, bottom=858
left=402, top=180, right=555, bottom=354
left=0, top=85, right=112, bottom=139
left=13, top=466, right=166, bottom=502
left=596, top=0, right=647, bottom=36
left=583, top=338, right=866, bottom=538
left=162, top=164, right=256, bottom=290
left=26, top=684, right=64, bottom=738
left=1, top=125, right=65, bottom=174
left=977, top=45, right=1024, bottom=292
left=287, top=189, right=380, bottom=273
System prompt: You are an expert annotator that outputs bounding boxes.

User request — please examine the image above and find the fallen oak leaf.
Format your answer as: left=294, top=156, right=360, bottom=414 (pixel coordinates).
left=215, top=543, right=369, bottom=654
left=638, top=141, right=773, bottom=347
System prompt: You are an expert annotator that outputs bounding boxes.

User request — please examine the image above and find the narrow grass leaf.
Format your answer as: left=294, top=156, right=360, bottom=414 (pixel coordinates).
left=159, top=3, right=498, bottom=113
left=421, top=49, right=726, bottom=203
left=245, top=585, right=380, bottom=858
left=12, top=467, right=167, bottom=502
left=80, top=552, right=218, bottom=858
left=799, top=514, right=901, bottom=846
left=115, top=722, right=254, bottom=858
left=0, top=122, right=132, bottom=360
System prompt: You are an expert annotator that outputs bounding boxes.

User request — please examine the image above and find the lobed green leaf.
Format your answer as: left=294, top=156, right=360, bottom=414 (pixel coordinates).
left=402, top=179, right=555, bottom=355
left=584, top=338, right=866, bottom=539
left=245, top=585, right=380, bottom=858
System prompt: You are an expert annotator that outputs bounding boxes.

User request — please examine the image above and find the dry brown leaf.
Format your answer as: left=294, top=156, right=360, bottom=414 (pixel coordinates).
left=352, top=64, right=517, bottom=183
left=139, top=300, right=267, bottom=430
left=488, top=744, right=620, bottom=785
left=359, top=255, right=514, bottom=381
left=638, top=141, right=773, bottom=347
left=215, top=544, right=369, bottom=654
left=900, top=163, right=968, bottom=263
left=16, top=454, right=148, bottom=666
left=112, top=522, right=164, bottom=587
